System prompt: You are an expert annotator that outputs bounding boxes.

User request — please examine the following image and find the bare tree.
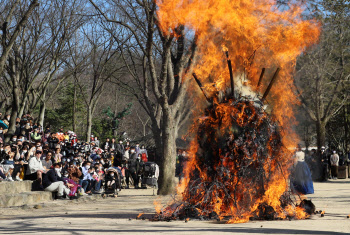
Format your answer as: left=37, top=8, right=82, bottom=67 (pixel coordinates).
left=0, top=0, right=39, bottom=77
left=2, top=0, right=86, bottom=139
left=136, top=110, right=150, bottom=137
left=68, top=21, right=124, bottom=142
left=88, top=0, right=196, bottom=194
left=295, top=0, right=350, bottom=153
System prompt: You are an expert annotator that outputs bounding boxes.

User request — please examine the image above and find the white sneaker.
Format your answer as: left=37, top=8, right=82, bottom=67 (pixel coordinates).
left=15, top=176, right=23, bottom=181
left=6, top=176, right=14, bottom=181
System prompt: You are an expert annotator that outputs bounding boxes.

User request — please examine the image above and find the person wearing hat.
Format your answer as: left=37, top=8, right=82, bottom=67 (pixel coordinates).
left=330, top=150, right=339, bottom=179
left=26, top=150, right=46, bottom=186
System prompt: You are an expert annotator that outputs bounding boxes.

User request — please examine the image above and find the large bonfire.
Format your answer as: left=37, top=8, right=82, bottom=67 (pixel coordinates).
left=154, top=0, right=320, bottom=223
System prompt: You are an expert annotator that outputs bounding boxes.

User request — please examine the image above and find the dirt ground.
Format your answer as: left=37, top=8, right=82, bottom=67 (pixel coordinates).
left=1, top=179, right=350, bottom=234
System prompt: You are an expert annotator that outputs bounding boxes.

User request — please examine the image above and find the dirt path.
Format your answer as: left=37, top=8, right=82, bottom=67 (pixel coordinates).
left=1, top=179, right=350, bottom=234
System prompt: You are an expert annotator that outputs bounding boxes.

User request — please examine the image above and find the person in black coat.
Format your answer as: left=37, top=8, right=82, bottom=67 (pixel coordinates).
left=103, top=138, right=110, bottom=151
left=127, top=147, right=139, bottom=189
left=48, top=134, right=59, bottom=150
left=43, top=163, right=73, bottom=199
left=109, top=138, right=117, bottom=152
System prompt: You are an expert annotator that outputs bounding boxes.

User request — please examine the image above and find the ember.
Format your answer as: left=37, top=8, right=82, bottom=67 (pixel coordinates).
left=136, top=213, right=144, bottom=219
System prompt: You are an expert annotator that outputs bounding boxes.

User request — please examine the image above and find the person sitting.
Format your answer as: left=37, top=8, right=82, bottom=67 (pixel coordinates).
left=31, top=128, right=42, bottom=142
left=53, top=147, right=62, bottom=163
left=42, top=151, right=53, bottom=170
left=48, top=133, right=59, bottom=149
left=91, top=163, right=104, bottom=194
left=43, top=163, right=73, bottom=199
left=68, top=162, right=82, bottom=184
left=0, top=165, right=7, bottom=181
left=90, top=147, right=101, bottom=163
left=26, top=150, right=46, bottom=187
left=3, top=145, right=22, bottom=181
left=80, top=161, right=94, bottom=194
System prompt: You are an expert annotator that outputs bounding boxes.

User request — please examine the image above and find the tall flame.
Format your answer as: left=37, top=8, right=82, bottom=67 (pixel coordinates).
left=156, top=0, right=320, bottom=223
left=157, top=0, right=319, bottom=145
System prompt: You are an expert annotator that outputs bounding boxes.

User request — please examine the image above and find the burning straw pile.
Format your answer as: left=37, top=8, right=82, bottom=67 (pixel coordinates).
left=153, top=65, right=312, bottom=223
left=153, top=0, right=320, bottom=224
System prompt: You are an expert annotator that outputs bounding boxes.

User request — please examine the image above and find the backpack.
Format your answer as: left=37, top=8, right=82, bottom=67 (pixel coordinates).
left=143, top=162, right=157, bottom=178
left=141, top=153, right=148, bottom=162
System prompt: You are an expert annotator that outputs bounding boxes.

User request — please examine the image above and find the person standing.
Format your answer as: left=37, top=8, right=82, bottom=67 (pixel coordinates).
left=128, top=147, right=140, bottom=189
left=135, top=143, right=140, bottom=155
left=330, top=151, right=339, bottom=179
left=110, top=138, right=117, bottom=152
left=291, top=145, right=314, bottom=195
left=116, top=140, right=125, bottom=166
left=94, top=137, right=100, bottom=148
left=103, top=138, right=110, bottom=151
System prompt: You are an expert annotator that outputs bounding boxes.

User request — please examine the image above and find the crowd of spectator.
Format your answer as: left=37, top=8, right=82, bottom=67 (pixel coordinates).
left=305, top=147, right=350, bottom=180
left=0, top=113, right=152, bottom=199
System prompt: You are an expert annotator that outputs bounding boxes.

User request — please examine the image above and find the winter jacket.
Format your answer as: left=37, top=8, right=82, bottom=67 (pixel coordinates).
left=42, top=168, right=65, bottom=188
left=27, top=156, right=45, bottom=175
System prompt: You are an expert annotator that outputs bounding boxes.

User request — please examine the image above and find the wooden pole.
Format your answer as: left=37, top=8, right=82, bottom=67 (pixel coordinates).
left=261, top=68, right=280, bottom=102
left=225, top=51, right=235, bottom=99
left=192, top=73, right=211, bottom=103
left=257, top=68, right=266, bottom=89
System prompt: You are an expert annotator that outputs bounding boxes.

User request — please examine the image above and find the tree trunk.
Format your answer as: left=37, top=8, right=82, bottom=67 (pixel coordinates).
left=113, top=128, right=117, bottom=138
left=344, top=106, right=348, bottom=153
left=6, top=84, right=20, bottom=142
left=158, top=108, right=177, bottom=195
left=113, top=89, right=118, bottom=138
left=38, top=101, right=46, bottom=127
left=86, top=105, right=92, bottom=142
left=73, top=84, right=77, bottom=133
left=316, top=120, right=326, bottom=151
left=18, top=96, right=27, bottom=118
left=315, top=120, right=326, bottom=181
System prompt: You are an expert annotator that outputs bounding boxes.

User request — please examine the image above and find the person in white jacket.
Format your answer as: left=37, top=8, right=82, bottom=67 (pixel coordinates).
left=330, top=151, right=339, bottom=179
left=26, top=150, right=46, bottom=185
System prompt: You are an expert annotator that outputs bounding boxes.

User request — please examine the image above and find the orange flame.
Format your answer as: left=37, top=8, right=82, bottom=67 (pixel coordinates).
left=156, top=0, right=320, bottom=224
left=157, top=0, right=320, bottom=146
left=154, top=200, right=162, bottom=214
left=137, top=213, right=144, bottom=219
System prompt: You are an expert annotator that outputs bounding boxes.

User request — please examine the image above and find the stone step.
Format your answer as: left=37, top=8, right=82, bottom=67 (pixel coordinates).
left=0, top=180, right=32, bottom=195
left=0, top=191, right=53, bottom=207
